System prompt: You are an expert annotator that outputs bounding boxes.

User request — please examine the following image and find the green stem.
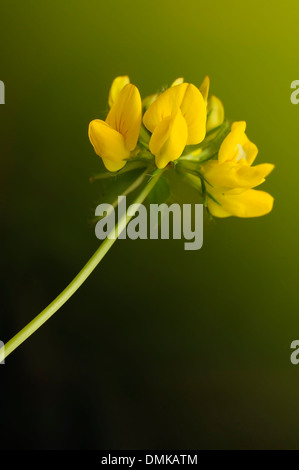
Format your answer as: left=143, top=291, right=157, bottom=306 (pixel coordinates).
left=0, top=168, right=163, bottom=362
left=97, top=166, right=153, bottom=218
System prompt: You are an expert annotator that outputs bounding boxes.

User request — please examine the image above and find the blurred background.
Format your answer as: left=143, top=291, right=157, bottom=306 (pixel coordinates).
left=0, top=0, right=299, bottom=450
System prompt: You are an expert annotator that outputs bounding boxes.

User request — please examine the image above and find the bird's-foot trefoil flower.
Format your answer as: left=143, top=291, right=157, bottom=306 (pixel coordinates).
left=206, top=95, right=224, bottom=133
left=143, top=82, right=207, bottom=169
left=199, top=121, right=274, bottom=217
left=108, top=75, right=130, bottom=108
left=198, top=75, right=224, bottom=134
left=89, top=80, right=142, bottom=172
left=89, top=76, right=274, bottom=219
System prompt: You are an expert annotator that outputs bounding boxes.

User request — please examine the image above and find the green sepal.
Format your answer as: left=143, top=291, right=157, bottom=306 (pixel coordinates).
left=138, top=124, right=151, bottom=149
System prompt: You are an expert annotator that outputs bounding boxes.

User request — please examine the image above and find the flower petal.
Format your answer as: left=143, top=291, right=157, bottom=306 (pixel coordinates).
left=149, top=109, right=188, bottom=169
left=218, top=121, right=247, bottom=163
left=199, top=75, right=210, bottom=103
left=143, top=83, right=187, bottom=133
left=236, top=163, right=274, bottom=186
left=209, top=189, right=274, bottom=218
left=106, top=84, right=142, bottom=151
left=202, top=160, right=274, bottom=190
left=108, top=75, right=130, bottom=108
left=180, top=83, right=207, bottom=144
left=206, top=95, right=224, bottom=132
left=241, top=138, right=258, bottom=165
left=207, top=198, right=231, bottom=217
left=143, top=83, right=206, bottom=145
left=171, top=77, right=184, bottom=87
left=88, top=119, right=128, bottom=171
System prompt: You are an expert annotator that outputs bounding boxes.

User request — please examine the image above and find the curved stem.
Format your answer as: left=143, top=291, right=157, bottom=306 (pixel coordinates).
left=101, top=166, right=153, bottom=218
left=0, top=168, right=163, bottom=362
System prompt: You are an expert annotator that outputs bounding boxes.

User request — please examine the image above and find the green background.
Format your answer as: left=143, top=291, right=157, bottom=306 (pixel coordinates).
left=0, top=0, right=298, bottom=449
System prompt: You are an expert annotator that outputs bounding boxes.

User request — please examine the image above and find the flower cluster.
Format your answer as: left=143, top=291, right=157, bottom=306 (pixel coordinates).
left=89, top=76, right=274, bottom=218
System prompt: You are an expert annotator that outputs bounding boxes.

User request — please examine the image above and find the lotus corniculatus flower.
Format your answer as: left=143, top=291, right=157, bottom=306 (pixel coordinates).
left=201, top=121, right=274, bottom=217
left=89, top=78, right=142, bottom=172
left=89, top=76, right=274, bottom=218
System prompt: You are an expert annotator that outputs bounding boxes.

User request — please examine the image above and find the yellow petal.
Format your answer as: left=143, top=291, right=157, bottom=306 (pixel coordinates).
left=236, top=163, right=274, bottom=187
left=143, top=83, right=188, bottom=133
left=207, top=198, right=231, bottom=217
left=231, top=121, right=245, bottom=132
left=199, top=75, right=210, bottom=103
left=209, top=189, right=274, bottom=218
left=206, top=95, right=224, bottom=132
left=149, top=109, right=188, bottom=169
left=180, top=83, right=206, bottom=144
left=229, top=121, right=258, bottom=164
left=240, top=138, right=258, bottom=165
left=143, top=83, right=206, bottom=145
left=201, top=160, right=274, bottom=190
left=218, top=121, right=246, bottom=163
left=106, top=84, right=142, bottom=151
left=88, top=119, right=128, bottom=171
left=108, top=75, right=130, bottom=108
left=143, top=78, right=185, bottom=111
left=171, top=77, right=184, bottom=87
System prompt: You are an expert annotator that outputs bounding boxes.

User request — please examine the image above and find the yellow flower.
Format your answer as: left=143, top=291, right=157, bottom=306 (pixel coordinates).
left=218, top=121, right=258, bottom=165
left=171, top=77, right=184, bottom=87
left=143, top=83, right=207, bottom=169
left=206, top=189, right=274, bottom=218
left=201, top=121, right=274, bottom=217
left=89, top=83, right=142, bottom=172
left=108, top=75, right=130, bottom=108
left=142, top=77, right=185, bottom=110
left=198, top=75, right=224, bottom=133
left=199, top=75, right=210, bottom=103
left=206, top=95, right=224, bottom=132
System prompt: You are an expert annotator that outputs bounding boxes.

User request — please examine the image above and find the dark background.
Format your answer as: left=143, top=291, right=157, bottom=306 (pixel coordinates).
left=1, top=0, right=299, bottom=449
